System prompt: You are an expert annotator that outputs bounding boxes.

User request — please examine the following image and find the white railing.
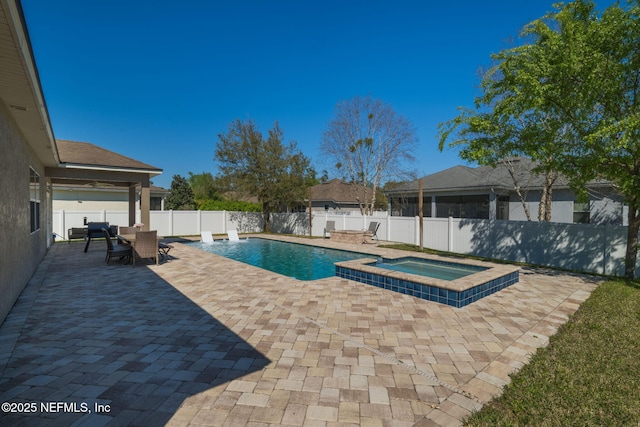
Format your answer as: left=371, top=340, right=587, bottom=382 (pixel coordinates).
left=52, top=210, right=639, bottom=277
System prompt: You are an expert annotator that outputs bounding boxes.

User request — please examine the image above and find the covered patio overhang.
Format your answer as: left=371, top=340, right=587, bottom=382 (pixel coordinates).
left=45, top=139, right=163, bottom=230
left=46, top=165, right=162, bottom=229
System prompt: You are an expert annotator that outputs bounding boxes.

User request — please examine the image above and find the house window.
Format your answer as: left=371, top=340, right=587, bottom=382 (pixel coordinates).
left=150, top=197, right=162, bottom=211
left=573, top=201, right=590, bottom=224
left=30, top=167, right=40, bottom=232
left=392, top=196, right=431, bottom=217
left=436, top=195, right=490, bottom=219
left=496, top=195, right=510, bottom=220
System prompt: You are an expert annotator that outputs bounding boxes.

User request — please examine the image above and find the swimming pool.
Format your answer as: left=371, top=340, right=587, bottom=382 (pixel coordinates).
left=186, top=238, right=370, bottom=280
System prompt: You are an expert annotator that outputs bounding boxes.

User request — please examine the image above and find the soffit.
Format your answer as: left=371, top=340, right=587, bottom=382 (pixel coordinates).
left=0, top=1, right=57, bottom=166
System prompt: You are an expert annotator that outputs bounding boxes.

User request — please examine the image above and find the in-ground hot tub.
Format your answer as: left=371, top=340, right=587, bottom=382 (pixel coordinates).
left=335, top=255, right=519, bottom=308
left=374, top=256, right=487, bottom=280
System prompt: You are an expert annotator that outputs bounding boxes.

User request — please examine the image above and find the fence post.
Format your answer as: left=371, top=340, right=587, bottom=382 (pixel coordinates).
left=386, top=213, right=391, bottom=242
left=602, top=224, right=609, bottom=275
left=448, top=216, right=454, bottom=252
left=414, top=216, right=420, bottom=246
left=60, top=210, right=65, bottom=240
left=324, top=212, right=329, bottom=237
left=223, top=211, right=227, bottom=234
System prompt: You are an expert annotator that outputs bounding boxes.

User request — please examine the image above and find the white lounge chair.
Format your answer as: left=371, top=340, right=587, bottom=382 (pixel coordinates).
left=201, top=231, right=214, bottom=243
left=227, top=230, right=245, bottom=242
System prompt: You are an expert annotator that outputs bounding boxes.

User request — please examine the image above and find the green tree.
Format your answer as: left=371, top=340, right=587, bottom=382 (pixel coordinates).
left=437, top=30, right=567, bottom=221
left=321, top=96, right=417, bottom=215
left=214, top=119, right=316, bottom=232
left=439, top=0, right=640, bottom=278
left=198, top=199, right=261, bottom=212
left=188, top=172, right=221, bottom=203
left=165, top=174, right=195, bottom=210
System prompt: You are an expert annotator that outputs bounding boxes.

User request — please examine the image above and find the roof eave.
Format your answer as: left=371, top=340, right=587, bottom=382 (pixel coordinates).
left=2, top=0, right=58, bottom=167
left=60, top=163, right=163, bottom=177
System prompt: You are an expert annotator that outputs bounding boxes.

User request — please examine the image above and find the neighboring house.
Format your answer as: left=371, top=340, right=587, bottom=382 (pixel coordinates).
left=308, top=179, right=378, bottom=214
left=385, top=158, right=625, bottom=225
left=0, top=1, right=162, bottom=325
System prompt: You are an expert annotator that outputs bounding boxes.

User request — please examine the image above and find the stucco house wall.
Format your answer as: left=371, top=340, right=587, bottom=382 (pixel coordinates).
left=0, top=102, right=49, bottom=324
left=504, top=188, right=623, bottom=224
left=503, top=189, right=575, bottom=223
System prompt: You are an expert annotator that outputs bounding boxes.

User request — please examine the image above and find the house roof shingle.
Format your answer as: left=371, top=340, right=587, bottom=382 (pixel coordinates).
left=56, top=140, right=161, bottom=172
left=310, top=179, right=370, bottom=204
left=386, top=158, right=586, bottom=195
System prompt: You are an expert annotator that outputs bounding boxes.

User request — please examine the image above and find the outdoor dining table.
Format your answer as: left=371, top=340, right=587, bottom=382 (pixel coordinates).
left=117, top=233, right=172, bottom=262
left=117, top=233, right=163, bottom=244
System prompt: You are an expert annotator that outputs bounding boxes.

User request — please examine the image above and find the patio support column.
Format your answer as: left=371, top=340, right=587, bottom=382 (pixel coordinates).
left=128, top=185, right=136, bottom=226
left=140, top=176, right=151, bottom=231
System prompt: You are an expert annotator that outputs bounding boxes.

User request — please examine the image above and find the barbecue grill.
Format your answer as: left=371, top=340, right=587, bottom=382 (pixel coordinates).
left=84, top=222, right=117, bottom=252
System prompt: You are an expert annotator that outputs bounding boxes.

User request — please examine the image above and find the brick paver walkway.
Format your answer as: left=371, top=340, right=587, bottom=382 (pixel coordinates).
left=0, top=235, right=599, bottom=426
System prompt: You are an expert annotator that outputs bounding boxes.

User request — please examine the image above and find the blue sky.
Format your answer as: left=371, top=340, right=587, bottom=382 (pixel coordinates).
left=23, top=0, right=573, bottom=189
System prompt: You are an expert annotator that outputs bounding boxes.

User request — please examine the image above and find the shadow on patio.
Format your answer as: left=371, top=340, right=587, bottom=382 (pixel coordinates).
left=0, top=241, right=270, bottom=426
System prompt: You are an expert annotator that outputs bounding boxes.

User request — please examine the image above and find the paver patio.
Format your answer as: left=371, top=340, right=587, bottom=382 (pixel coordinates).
left=0, top=235, right=599, bottom=426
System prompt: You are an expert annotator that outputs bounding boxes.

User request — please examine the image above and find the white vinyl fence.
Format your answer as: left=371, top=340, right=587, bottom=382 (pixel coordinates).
left=52, top=210, right=639, bottom=277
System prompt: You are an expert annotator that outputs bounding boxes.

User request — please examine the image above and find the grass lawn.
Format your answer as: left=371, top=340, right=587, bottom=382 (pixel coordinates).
left=379, top=244, right=640, bottom=425
left=465, top=279, right=640, bottom=426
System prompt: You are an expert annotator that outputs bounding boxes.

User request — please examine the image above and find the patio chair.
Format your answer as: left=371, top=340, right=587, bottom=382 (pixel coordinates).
left=133, top=230, right=158, bottom=266
left=158, top=242, right=174, bottom=260
left=102, top=228, right=132, bottom=265
left=365, top=221, right=380, bottom=240
left=201, top=231, right=214, bottom=243
left=324, top=221, right=336, bottom=238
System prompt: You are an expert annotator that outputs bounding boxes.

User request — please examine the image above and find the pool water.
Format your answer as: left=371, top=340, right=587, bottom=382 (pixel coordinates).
left=186, top=238, right=370, bottom=280
left=373, top=257, right=486, bottom=281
